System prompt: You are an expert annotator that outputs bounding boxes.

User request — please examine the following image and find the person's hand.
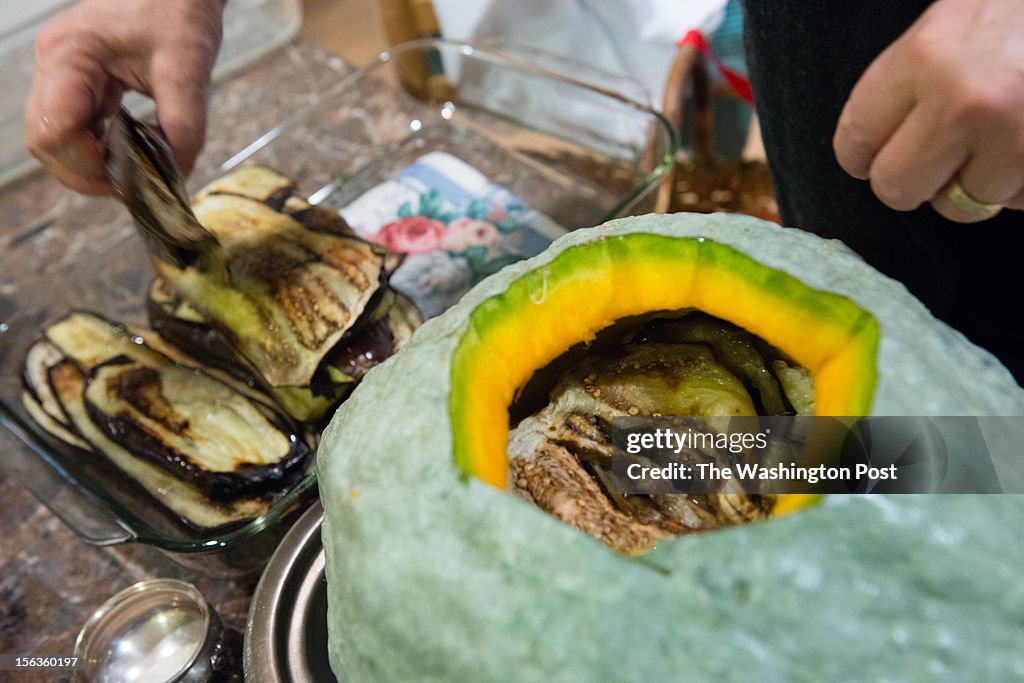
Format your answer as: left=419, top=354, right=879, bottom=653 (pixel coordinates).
left=833, top=0, right=1024, bottom=223
left=24, top=0, right=226, bottom=196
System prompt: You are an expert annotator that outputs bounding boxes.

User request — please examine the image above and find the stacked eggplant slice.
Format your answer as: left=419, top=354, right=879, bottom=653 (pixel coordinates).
left=145, top=166, right=418, bottom=421
left=20, top=166, right=421, bottom=529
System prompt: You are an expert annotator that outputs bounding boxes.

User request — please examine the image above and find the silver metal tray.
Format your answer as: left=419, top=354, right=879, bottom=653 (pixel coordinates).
left=244, top=500, right=335, bottom=682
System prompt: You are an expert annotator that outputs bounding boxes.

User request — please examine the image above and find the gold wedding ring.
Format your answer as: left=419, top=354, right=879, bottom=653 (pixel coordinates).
left=938, top=176, right=1003, bottom=220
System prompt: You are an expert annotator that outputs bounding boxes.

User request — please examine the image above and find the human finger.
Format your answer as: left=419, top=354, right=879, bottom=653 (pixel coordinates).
left=867, top=101, right=968, bottom=211
left=24, top=48, right=113, bottom=195
left=149, top=58, right=212, bottom=177
left=833, top=47, right=917, bottom=180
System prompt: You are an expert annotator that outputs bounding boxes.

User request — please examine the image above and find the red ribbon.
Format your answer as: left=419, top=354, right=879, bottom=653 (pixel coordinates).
left=678, top=29, right=754, bottom=105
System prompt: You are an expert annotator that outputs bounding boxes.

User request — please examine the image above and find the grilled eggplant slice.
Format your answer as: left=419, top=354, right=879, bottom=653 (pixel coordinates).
left=281, top=194, right=403, bottom=273
left=148, top=277, right=421, bottom=419
left=154, top=188, right=396, bottom=388
left=284, top=197, right=356, bottom=236
left=147, top=278, right=349, bottom=421
left=192, top=165, right=367, bottom=246
left=23, top=339, right=72, bottom=427
left=146, top=278, right=253, bottom=376
left=49, top=360, right=273, bottom=529
left=326, top=289, right=423, bottom=382
left=653, top=313, right=791, bottom=415
left=24, top=335, right=99, bottom=450
left=772, top=359, right=815, bottom=415
left=131, top=318, right=296, bottom=414
left=36, top=310, right=309, bottom=498
left=21, top=389, right=90, bottom=450
left=106, top=108, right=218, bottom=268
left=84, top=359, right=308, bottom=500
left=192, top=165, right=298, bottom=208
left=46, top=311, right=167, bottom=370
left=191, top=165, right=405, bottom=268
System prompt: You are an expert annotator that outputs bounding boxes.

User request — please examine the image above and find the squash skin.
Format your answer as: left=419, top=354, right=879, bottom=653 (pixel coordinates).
left=319, top=213, right=1024, bottom=681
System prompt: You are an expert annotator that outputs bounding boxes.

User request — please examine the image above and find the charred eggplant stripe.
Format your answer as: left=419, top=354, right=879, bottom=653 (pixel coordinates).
left=83, top=359, right=309, bottom=501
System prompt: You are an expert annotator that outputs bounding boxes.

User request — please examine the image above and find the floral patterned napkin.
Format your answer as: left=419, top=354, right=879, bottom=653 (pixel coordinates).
left=340, top=151, right=565, bottom=317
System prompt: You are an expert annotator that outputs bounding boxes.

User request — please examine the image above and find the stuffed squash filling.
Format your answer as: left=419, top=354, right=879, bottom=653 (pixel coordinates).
left=507, top=312, right=815, bottom=554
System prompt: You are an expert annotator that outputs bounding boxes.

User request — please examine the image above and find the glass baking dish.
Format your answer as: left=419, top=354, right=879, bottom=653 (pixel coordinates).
left=0, top=38, right=676, bottom=576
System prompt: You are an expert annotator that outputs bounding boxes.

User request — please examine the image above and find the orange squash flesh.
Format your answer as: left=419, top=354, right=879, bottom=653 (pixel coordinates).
left=449, top=234, right=880, bottom=493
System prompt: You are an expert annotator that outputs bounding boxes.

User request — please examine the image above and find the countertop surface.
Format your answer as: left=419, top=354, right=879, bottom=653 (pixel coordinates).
left=0, top=40, right=349, bottom=682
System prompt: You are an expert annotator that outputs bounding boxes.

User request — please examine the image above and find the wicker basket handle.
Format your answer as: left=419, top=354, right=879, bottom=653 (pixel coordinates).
left=655, top=42, right=715, bottom=213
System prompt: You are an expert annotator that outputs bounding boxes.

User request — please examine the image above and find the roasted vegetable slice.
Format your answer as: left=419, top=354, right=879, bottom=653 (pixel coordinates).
left=146, top=278, right=245, bottom=373
left=147, top=278, right=349, bottom=421
left=281, top=194, right=403, bottom=273
left=653, top=313, right=791, bottom=415
left=45, top=311, right=167, bottom=370
left=773, top=359, right=815, bottom=415
left=192, top=165, right=297, bottom=208
left=106, top=108, right=217, bottom=268
left=46, top=309, right=260, bottom=403
left=84, top=359, right=308, bottom=499
left=154, top=187, right=397, bottom=387
left=193, top=165, right=405, bottom=268
left=19, top=160, right=420, bottom=529
left=132, top=317, right=316, bottom=421
left=34, top=310, right=309, bottom=499
left=326, top=289, right=423, bottom=382
left=49, top=360, right=272, bottom=529
left=148, top=277, right=420, bottom=419
left=22, top=339, right=72, bottom=427
left=21, top=390, right=89, bottom=450
left=548, top=342, right=758, bottom=419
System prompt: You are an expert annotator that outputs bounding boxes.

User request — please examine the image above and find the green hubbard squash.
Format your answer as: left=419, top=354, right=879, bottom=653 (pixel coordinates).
left=318, top=213, right=1024, bottom=681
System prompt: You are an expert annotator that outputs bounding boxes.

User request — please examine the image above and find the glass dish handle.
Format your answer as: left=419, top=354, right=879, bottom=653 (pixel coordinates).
left=0, top=401, right=135, bottom=545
